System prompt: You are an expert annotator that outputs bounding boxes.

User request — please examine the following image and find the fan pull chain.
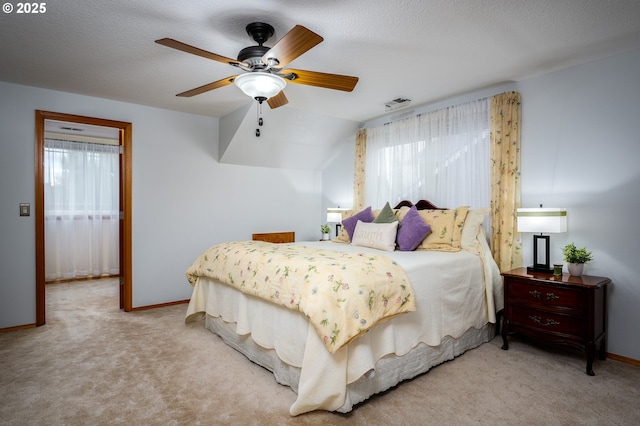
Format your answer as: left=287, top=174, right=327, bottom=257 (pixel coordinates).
left=256, top=102, right=264, bottom=137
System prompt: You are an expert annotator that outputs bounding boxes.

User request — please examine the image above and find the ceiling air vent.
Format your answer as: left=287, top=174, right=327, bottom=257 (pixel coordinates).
left=385, top=98, right=411, bottom=112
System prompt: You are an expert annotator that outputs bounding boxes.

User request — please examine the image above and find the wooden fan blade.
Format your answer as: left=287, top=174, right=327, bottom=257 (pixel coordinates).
left=262, top=25, right=323, bottom=68
left=176, top=76, right=236, bottom=97
left=281, top=69, right=359, bottom=92
left=267, top=91, right=288, bottom=109
left=155, top=38, right=247, bottom=68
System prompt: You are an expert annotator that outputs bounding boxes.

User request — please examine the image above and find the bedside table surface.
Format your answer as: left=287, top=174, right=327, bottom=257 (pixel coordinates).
left=502, top=267, right=610, bottom=288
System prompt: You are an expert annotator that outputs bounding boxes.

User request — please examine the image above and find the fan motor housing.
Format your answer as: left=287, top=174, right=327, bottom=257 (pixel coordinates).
left=237, top=45, right=270, bottom=67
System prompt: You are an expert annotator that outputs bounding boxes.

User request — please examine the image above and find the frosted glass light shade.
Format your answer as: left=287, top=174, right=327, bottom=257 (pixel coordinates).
left=517, top=208, right=567, bottom=233
left=234, top=72, right=286, bottom=100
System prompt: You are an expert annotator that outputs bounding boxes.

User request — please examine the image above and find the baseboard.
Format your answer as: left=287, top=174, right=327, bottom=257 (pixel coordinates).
left=129, top=299, right=190, bottom=312
left=607, top=352, right=640, bottom=367
left=0, top=323, right=36, bottom=333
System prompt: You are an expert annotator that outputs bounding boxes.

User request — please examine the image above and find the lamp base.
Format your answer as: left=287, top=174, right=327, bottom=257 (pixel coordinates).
left=526, top=265, right=554, bottom=274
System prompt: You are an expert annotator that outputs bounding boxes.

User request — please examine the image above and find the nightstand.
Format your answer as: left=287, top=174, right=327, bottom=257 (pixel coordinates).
left=501, top=267, right=609, bottom=375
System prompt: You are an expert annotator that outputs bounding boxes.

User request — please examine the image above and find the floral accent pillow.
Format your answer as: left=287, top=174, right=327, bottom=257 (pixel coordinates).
left=395, top=206, right=469, bottom=252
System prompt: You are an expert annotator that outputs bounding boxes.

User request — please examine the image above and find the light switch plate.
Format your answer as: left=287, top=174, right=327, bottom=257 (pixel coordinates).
left=20, top=203, right=30, bottom=216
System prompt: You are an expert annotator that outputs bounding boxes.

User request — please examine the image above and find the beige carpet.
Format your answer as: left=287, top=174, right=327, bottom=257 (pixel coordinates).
left=1, top=279, right=639, bottom=426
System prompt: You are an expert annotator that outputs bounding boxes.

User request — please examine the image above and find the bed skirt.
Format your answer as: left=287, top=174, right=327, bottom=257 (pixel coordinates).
left=204, top=314, right=495, bottom=413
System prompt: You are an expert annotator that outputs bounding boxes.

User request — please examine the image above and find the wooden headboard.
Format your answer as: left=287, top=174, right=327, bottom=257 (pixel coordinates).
left=393, top=199, right=446, bottom=210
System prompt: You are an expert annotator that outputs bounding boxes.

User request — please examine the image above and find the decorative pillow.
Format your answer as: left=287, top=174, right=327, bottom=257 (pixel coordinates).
left=373, top=202, right=397, bottom=224
left=461, top=208, right=490, bottom=253
left=341, top=206, right=374, bottom=241
left=395, top=205, right=410, bottom=217
left=415, top=206, right=470, bottom=252
left=333, top=226, right=350, bottom=243
left=396, top=205, right=432, bottom=251
left=350, top=220, right=399, bottom=252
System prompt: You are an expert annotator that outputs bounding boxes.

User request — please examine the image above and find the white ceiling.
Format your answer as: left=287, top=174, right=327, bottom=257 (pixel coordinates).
left=2, top=0, right=639, bottom=123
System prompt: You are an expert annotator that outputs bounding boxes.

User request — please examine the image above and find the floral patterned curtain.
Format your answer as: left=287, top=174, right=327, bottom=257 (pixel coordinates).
left=490, top=91, right=523, bottom=272
left=353, top=128, right=367, bottom=210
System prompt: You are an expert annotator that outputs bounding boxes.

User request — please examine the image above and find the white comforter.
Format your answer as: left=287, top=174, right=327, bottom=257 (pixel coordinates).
left=186, top=237, right=502, bottom=415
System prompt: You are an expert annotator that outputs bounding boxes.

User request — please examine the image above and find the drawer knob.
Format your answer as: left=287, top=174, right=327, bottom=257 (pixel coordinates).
left=529, top=290, right=541, bottom=298
left=529, top=315, right=560, bottom=327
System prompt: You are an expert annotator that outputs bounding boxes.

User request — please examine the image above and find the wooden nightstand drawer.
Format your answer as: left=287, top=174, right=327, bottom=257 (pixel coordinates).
left=509, top=279, right=584, bottom=310
left=509, top=305, right=583, bottom=338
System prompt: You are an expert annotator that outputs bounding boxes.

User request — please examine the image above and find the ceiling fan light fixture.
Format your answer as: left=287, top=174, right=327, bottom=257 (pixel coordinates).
left=234, top=72, right=286, bottom=102
left=157, top=23, right=358, bottom=107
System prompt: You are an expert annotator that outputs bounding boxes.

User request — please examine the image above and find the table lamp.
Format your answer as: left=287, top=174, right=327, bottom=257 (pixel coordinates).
left=326, top=207, right=348, bottom=238
left=517, top=206, right=567, bottom=273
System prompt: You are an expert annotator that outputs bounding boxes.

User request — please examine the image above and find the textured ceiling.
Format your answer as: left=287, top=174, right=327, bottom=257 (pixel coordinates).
left=2, top=0, right=640, bottom=124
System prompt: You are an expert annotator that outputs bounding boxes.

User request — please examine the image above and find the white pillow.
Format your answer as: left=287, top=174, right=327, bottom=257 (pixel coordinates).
left=350, top=220, right=399, bottom=252
left=461, top=208, right=490, bottom=253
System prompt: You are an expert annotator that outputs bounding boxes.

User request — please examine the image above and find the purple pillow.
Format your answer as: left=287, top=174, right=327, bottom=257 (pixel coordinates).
left=396, top=206, right=432, bottom=251
left=342, top=206, right=374, bottom=241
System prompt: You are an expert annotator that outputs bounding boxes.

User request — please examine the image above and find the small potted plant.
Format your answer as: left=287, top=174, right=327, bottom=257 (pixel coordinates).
left=562, top=242, right=593, bottom=276
left=321, top=224, right=331, bottom=240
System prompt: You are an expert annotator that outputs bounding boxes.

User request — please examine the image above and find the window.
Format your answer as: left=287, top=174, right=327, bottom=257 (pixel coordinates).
left=44, top=139, right=120, bottom=280
left=365, top=98, right=490, bottom=210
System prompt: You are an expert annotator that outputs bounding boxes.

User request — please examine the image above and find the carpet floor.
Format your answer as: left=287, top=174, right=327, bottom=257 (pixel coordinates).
left=0, top=279, right=639, bottom=425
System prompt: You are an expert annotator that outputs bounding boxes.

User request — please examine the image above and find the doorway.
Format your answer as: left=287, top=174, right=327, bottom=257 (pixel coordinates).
left=35, top=111, right=133, bottom=325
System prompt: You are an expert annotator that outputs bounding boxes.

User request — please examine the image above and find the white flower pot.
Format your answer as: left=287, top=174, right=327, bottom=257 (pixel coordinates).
left=567, top=263, right=584, bottom=276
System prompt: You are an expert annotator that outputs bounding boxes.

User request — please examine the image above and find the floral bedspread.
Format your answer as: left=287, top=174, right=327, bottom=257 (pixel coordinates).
left=185, top=241, right=415, bottom=353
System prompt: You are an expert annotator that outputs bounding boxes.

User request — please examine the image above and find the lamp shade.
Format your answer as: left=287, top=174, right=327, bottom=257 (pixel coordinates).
left=326, top=212, right=342, bottom=223
left=517, top=208, right=567, bottom=233
left=326, top=208, right=348, bottom=223
left=234, top=72, right=286, bottom=101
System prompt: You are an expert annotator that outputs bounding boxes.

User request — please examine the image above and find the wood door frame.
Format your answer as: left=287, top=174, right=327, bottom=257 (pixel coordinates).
left=35, top=110, right=133, bottom=325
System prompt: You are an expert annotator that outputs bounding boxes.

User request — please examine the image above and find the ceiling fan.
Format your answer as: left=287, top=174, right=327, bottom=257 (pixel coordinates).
left=155, top=22, right=359, bottom=109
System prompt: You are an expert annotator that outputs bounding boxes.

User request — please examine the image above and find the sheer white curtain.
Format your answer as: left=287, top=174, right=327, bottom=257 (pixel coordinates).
left=365, top=98, right=491, bottom=209
left=44, top=139, right=120, bottom=281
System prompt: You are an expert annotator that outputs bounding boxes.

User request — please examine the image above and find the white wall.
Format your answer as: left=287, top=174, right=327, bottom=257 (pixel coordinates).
left=0, top=81, right=321, bottom=328
left=321, top=135, right=357, bottom=231
left=518, top=48, right=640, bottom=361
left=321, top=49, right=640, bottom=361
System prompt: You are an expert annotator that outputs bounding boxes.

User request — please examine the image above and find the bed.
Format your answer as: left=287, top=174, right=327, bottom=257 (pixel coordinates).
left=185, top=200, right=503, bottom=415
